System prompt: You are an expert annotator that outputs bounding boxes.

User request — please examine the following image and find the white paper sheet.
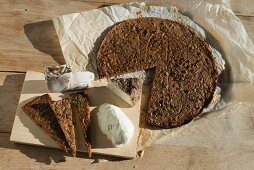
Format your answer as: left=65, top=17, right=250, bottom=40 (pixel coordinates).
left=53, top=0, right=254, bottom=155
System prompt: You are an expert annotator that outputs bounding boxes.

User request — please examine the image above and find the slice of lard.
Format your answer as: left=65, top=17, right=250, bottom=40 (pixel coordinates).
left=45, top=65, right=94, bottom=92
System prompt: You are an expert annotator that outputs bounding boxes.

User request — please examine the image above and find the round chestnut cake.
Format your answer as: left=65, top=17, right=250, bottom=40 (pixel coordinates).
left=97, top=17, right=218, bottom=128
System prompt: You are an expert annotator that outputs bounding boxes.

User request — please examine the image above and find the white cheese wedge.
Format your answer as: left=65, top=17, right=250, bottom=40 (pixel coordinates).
left=106, top=81, right=133, bottom=106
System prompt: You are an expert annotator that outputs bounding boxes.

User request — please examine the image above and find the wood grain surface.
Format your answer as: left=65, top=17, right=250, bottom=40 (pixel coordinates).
left=0, top=72, right=25, bottom=133
left=0, top=0, right=253, bottom=72
left=0, top=0, right=254, bottom=169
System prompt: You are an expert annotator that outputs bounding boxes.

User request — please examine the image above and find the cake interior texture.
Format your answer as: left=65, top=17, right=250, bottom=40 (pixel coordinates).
left=51, top=98, right=76, bottom=157
left=110, top=78, right=142, bottom=106
left=70, top=92, right=92, bottom=158
left=22, top=94, right=69, bottom=151
left=97, top=17, right=218, bottom=128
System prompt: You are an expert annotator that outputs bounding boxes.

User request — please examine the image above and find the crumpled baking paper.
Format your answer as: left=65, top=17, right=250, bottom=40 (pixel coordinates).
left=53, top=0, right=254, bottom=155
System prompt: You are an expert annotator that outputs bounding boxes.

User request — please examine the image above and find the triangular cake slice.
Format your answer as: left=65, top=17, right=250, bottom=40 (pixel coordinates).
left=21, top=94, right=69, bottom=152
left=70, top=92, right=92, bottom=158
left=108, top=78, right=142, bottom=106
left=51, top=99, right=76, bottom=157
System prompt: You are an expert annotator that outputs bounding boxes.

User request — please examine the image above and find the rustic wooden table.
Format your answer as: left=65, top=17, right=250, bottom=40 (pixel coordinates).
left=1, top=0, right=254, bottom=169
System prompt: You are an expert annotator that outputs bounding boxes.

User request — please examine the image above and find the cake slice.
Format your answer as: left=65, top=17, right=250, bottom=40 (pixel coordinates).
left=51, top=99, right=76, bottom=157
left=22, top=94, right=69, bottom=151
left=70, top=92, right=92, bottom=158
left=107, top=78, right=142, bottom=106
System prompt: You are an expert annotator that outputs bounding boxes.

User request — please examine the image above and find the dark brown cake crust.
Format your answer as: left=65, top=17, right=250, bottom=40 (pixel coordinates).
left=97, top=17, right=218, bottom=128
left=70, top=92, right=92, bottom=158
left=111, top=78, right=142, bottom=105
left=22, top=94, right=69, bottom=151
left=51, top=99, right=76, bottom=157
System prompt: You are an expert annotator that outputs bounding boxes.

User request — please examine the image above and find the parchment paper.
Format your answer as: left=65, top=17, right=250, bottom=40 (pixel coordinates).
left=53, top=0, right=254, bottom=156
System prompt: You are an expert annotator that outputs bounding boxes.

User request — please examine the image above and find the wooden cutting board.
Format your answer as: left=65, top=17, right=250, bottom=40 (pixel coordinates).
left=10, top=71, right=141, bottom=158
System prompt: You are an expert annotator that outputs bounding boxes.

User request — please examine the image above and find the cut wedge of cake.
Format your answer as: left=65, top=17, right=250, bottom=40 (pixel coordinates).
left=108, top=78, right=142, bottom=106
left=70, top=92, right=92, bottom=158
left=51, top=99, right=76, bottom=157
left=97, top=17, right=218, bottom=128
left=21, top=94, right=69, bottom=151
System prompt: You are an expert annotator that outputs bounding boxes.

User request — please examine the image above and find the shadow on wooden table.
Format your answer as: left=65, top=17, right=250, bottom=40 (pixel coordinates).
left=0, top=74, right=25, bottom=133
left=1, top=133, right=123, bottom=165
left=24, top=20, right=65, bottom=65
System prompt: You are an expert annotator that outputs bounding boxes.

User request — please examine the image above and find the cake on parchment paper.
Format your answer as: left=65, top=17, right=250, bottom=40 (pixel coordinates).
left=97, top=17, right=218, bottom=128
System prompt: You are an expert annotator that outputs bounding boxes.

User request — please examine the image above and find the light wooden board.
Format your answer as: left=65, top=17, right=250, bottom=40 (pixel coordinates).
left=238, top=16, right=254, bottom=41
left=231, top=0, right=254, bottom=16
left=0, top=0, right=108, bottom=72
left=10, top=71, right=141, bottom=158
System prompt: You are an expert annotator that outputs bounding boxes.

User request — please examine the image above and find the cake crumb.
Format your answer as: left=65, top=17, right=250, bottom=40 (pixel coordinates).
left=137, top=150, right=144, bottom=157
